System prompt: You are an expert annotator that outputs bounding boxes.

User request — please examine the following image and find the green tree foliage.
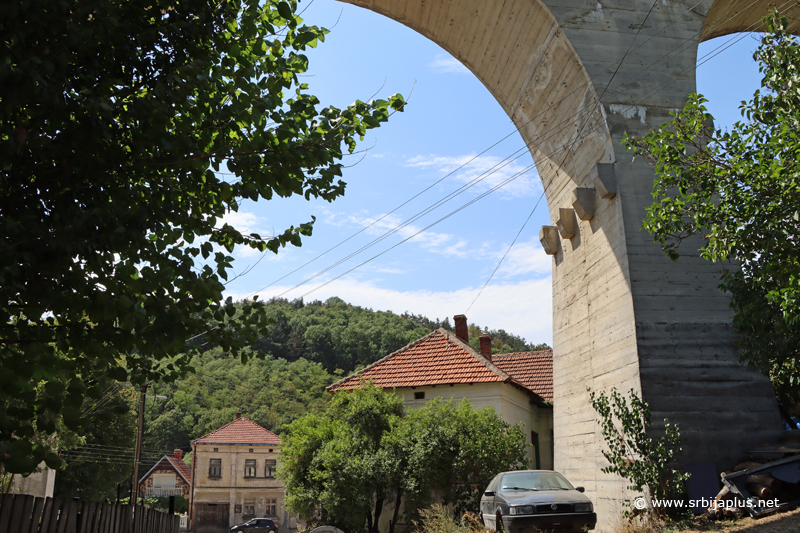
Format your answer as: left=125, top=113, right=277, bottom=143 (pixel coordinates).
left=143, top=350, right=335, bottom=450
left=588, top=388, right=689, bottom=520
left=255, top=297, right=432, bottom=371
left=214, top=297, right=549, bottom=373
left=54, top=387, right=138, bottom=501
left=465, top=323, right=550, bottom=354
left=140, top=298, right=549, bottom=453
left=625, top=14, right=800, bottom=408
left=398, top=399, right=530, bottom=518
left=279, top=384, right=529, bottom=533
left=0, top=0, right=404, bottom=473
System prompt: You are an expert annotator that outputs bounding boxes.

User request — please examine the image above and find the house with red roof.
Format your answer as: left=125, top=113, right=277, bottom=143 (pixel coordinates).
left=190, top=414, right=289, bottom=533
left=328, top=315, right=554, bottom=469
left=138, top=449, right=193, bottom=500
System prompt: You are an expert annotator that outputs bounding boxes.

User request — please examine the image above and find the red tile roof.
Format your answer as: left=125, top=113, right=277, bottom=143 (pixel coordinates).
left=493, top=351, right=553, bottom=402
left=327, top=328, right=553, bottom=403
left=139, top=454, right=192, bottom=485
left=167, top=455, right=193, bottom=484
left=192, top=417, right=281, bottom=445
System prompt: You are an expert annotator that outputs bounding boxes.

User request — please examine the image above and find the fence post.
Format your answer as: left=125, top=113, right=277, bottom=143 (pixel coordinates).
left=29, top=497, right=46, bottom=533
left=0, top=493, right=15, bottom=532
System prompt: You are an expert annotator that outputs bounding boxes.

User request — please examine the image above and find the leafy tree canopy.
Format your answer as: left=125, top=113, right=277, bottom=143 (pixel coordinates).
left=142, top=350, right=335, bottom=451
left=0, top=0, right=404, bottom=473
left=54, top=386, right=138, bottom=502
left=625, top=14, right=800, bottom=407
left=279, top=383, right=529, bottom=533
left=243, top=297, right=551, bottom=372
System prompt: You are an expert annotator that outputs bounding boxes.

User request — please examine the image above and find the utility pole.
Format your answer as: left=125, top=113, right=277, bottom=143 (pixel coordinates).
left=131, top=382, right=148, bottom=507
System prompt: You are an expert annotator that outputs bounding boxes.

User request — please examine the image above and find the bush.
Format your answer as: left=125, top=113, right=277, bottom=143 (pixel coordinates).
left=414, top=505, right=484, bottom=533
left=588, top=388, right=690, bottom=520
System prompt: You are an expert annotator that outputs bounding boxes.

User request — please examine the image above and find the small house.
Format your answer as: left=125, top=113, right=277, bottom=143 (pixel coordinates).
left=138, top=449, right=193, bottom=499
left=327, top=314, right=554, bottom=468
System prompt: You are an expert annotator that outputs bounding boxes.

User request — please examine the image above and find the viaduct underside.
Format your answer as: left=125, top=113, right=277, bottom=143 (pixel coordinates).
left=339, top=0, right=799, bottom=529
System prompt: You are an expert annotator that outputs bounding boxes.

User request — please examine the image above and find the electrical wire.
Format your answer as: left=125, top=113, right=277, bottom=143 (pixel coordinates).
left=237, top=0, right=782, bottom=301
left=465, top=190, right=547, bottom=315
left=179, top=0, right=784, bottom=350
left=281, top=1, right=792, bottom=300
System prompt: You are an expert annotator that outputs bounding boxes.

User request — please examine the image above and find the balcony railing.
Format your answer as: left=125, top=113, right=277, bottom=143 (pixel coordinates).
left=144, top=487, right=185, bottom=498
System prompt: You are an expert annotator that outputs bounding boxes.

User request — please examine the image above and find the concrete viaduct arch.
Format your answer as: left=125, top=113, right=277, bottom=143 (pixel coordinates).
left=339, top=0, right=799, bottom=528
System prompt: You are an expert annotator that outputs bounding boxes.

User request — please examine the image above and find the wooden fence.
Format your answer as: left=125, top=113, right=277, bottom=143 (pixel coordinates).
left=0, top=494, right=180, bottom=533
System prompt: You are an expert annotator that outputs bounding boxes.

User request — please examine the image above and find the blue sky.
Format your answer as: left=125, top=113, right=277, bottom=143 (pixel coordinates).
left=223, top=0, right=764, bottom=347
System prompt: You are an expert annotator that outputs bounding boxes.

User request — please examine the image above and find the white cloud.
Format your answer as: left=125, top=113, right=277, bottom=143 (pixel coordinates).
left=428, top=54, right=470, bottom=74
left=348, top=212, right=471, bottom=258
left=495, top=238, right=553, bottom=278
left=217, top=210, right=267, bottom=236
left=405, top=153, right=541, bottom=199
left=213, top=210, right=290, bottom=260
left=230, top=276, right=553, bottom=346
left=316, top=209, right=553, bottom=271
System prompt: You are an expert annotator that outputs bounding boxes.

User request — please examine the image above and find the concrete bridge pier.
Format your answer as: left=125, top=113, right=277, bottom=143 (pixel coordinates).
left=339, top=0, right=795, bottom=529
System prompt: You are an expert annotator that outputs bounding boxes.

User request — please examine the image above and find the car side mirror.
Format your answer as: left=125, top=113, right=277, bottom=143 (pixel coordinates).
left=576, top=486, right=585, bottom=493
left=484, top=490, right=495, bottom=497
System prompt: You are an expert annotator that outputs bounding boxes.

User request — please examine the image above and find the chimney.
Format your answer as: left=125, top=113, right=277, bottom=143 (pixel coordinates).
left=174, top=449, right=183, bottom=461
left=479, top=334, right=492, bottom=360
left=236, top=412, right=241, bottom=419
left=453, top=315, right=468, bottom=343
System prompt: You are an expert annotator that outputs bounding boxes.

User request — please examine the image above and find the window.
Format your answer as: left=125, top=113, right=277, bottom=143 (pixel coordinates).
left=244, top=459, right=257, bottom=478
left=265, top=459, right=277, bottom=478
left=414, top=391, right=425, bottom=400
left=243, top=499, right=255, bottom=519
left=152, top=473, right=175, bottom=489
left=208, top=458, right=222, bottom=478
left=265, top=498, right=277, bottom=517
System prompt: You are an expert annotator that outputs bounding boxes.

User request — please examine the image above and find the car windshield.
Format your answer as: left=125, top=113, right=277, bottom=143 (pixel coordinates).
left=500, top=472, right=574, bottom=492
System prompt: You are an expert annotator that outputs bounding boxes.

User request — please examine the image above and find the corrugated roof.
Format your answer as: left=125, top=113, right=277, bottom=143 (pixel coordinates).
left=493, top=351, right=553, bottom=402
left=192, top=417, right=281, bottom=445
left=327, top=328, right=552, bottom=403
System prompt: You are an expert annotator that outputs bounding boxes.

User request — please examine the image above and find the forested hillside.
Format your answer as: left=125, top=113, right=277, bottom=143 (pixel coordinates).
left=54, top=296, right=549, bottom=500
left=140, top=295, right=549, bottom=452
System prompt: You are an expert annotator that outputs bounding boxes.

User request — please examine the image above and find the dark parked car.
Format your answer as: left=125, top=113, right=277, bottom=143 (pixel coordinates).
left=230, top=518, right=278, bottom=533
left=480, top=470, right=597, bottom=533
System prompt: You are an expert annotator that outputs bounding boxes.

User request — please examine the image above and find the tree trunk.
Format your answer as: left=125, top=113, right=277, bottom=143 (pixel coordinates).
left=370, top=496, right=385, bottom=533
left=389, top=488, right=403, bottom=533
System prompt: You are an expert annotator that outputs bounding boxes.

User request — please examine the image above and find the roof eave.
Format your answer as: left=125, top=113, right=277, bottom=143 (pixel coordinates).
left=326, top=328, right=448, bottom=392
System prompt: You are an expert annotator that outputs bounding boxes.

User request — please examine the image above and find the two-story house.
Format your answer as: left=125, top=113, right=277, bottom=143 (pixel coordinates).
left=189, top=415, right=287, bottom=533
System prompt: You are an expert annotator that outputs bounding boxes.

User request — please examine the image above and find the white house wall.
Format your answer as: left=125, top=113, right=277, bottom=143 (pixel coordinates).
left=395, top=383, right=553, bottom=469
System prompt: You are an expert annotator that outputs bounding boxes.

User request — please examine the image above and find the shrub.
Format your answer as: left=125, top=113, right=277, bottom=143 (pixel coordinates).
left=588, top=387, right=691, bottom=520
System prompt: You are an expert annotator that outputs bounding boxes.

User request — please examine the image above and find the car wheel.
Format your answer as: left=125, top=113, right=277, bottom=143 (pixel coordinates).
left=495, top=510, right=503, bottom=533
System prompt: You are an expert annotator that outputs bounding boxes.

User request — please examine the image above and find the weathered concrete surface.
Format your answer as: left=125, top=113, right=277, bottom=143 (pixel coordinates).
left=338, top=0, right=797, bottom=529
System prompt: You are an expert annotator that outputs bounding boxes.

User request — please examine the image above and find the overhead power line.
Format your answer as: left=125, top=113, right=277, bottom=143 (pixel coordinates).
left=242, top=0, right=782, bottom=300
left=460, top=0, right=790, bottom=314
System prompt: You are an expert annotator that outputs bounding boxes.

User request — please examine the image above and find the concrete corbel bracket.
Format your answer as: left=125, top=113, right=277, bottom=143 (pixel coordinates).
left=556, top=208, right=576, bottom=239
left=572, top=188, right=595, bottom=221
left=593, top=163, right=617, bottom=199
left=539, top=226, right=559, bottom=255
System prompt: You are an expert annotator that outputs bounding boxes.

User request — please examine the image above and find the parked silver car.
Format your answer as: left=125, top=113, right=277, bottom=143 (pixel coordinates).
left=480, top=470, right=597, bottom=533
left=230, top=518, right=278, bottom=533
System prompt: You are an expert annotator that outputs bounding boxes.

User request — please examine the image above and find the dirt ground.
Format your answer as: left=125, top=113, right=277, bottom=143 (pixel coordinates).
left=681, top=506, right=800, bottom=533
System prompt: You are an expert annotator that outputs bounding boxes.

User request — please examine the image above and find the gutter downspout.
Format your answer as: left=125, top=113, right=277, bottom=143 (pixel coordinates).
left=190, top=442, right=197, bottom=531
